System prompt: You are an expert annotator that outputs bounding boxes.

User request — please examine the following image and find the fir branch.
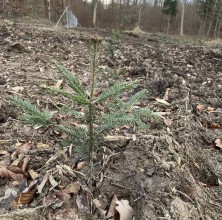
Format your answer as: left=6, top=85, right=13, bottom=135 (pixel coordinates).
left=123, top=89, right=147, bottom=110
left=75, top=142, right=90, bottom=161
left=9, top=97, right=53, bottom=126
left=61, top=105, right=85, bottom=119
left=133, top=116, right=149, bottom=129
left=106, top=97, right=124, bottom=111
left=53, top=61, right=87, bottom=99
left=96, top=111, right=138, bottom=134
left=132, top=108, right=159, bottom=120
left=59, top=137, right=90, bottom=161
left=47, top=87, right=90, bottom=105
left=95, top=81, right=137, bottom=103
left=55, top=124, right=87, bottom=139
left=102, top=112, right=136, bottom=124
left=19, top=114, right=51, bottom=127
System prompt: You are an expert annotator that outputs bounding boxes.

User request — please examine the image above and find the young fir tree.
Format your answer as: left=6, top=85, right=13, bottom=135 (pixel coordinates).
left=10, top=36, right=158, bottom=190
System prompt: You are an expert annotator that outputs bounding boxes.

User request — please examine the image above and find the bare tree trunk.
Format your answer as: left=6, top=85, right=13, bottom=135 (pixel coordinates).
left=0, top=1, right=2, bottom=18
left=217, top=12, right=222, bottom=37
left=213, top=5, right=222, bottom=37
left=32, top=0, right=37, bottom=18
left=48, top=0, right=51, bottom=20
left=134, top=0, right=138, bottom=6
left=199, top=12, right=207, bottom=36
left=180, top=0, right=185, bottom=36
left=167, top=15, right=171, bottom=34
left=127, top=0, right=130, bottom=8
left=154, top=0, right=158, bottom=6
left=207, top=0, right=218, bottom=36
left=160, top=11, right=164, bottom=32
left=138, top=0, right=142, bottom=28
left=188, top=0, right=197, bottom=35
left=93, top=0, right=98, bottom=27
left=112, top=0, right=115, bottom=8
left=43, top=0, right=48, bottom=18
left=119, top=0, right=124, bottom=28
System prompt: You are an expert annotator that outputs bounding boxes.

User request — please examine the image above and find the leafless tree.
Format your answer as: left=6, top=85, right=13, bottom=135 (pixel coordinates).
left=180, top=0, right=185, bottom=35
left=207, top=0, right=218, bottom=36
left=93, top=0, right=98, bottom=27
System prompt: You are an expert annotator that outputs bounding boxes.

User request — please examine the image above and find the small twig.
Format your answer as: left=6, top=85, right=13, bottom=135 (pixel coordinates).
left=133, top=193, right=146, bottom=202
left=41, top=149, right=66, bottom=169
left=110, top=182, right=126, bottom=189
left=208, top=111, right=222, bottom=114
left=209, top=200, right=222, bottom=208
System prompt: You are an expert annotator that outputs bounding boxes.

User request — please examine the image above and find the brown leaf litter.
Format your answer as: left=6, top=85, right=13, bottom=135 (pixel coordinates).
left=0, top=20, right=222, bottom=219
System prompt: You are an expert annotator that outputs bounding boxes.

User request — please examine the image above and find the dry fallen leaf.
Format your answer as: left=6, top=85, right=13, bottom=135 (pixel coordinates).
left=0, top=150, right=11, bottom=166
left=28, top=169, right=39, bottom=180
left=76, top=161, right=87, bottom=170
left=164, top=118, right=173, bottom=126
left=0, top=150, right=10, bottom=157
left=53, top=79, right=63, bottom=89
left=0, top=188, right=17, bottom=210
left=43, top=193, right=57, bottom=208
left=10, top=86, right=24, bottom=94
left=49, top=175, right=59, bottom=189
left=205, top=123, right=221, bottom=129
left=64, top=181, right=81, bottom=194
left=155, top=98, right=170, bottom=106
left=39, top=67, right=44, bottom=73
left=207, top=106, right=214, bottom=112
left=36, top=143, right=50, bottom=149
left=215, top=138, right=222, bottom=149
left=132, top=134, right=137, bottom=141
left=21, top=156, right=30, bottom=172
left=196, top=104, right=205, bottom=112
left=0, top=166, right=26, bottom=181
left=19, top=142, right=32, bottom=155
left=54, top=189, right=71, bottom=203
left=93, top=198, right=106, bottom=217
left=155, top=112, right=171, bottom=116
left=62, top=164, right=77, bottom=177
left=37, top=172, right=49, bottom=194
left=93, top=89, right=102, bottom=97
left=107, top=194, right=118, bottom=218
left=76, top=190, right=90, bottom=214
left=116, top=199, right=134, bottom=220
left=10, top=155, right=23, bottom=167
left=163, top=88, right=170, bottom=101
left=13, top=180, right=38, bottom=208
left=0, top=140, right=12, bottom=145
left=104, top=135, right=131, bottom=142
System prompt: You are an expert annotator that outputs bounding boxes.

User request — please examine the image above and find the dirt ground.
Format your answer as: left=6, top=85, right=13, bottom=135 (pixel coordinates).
left=0, top=20, right=222, bottom=219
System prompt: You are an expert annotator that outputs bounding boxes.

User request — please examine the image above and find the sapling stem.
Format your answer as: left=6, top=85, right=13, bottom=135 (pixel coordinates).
left=88, top=37, right=100, bottom=194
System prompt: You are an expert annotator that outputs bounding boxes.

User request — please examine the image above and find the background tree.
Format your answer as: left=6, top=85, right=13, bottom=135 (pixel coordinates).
left=92, top=0, right=98, bottom=27
left=162, top=0, right=178, bottom=34
left=1, top=0, right=222, bottom=37
left=198, top=0, right=215, bottom=35
left=180, top=0, right=185, bottom=35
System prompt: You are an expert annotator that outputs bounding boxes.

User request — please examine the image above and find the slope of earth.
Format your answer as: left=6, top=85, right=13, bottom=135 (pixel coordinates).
left=0, top=20, right=222, bottom=219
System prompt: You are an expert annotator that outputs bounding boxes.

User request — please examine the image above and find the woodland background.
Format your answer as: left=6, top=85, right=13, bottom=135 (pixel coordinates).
left=0, top=0, right=221, bottom=38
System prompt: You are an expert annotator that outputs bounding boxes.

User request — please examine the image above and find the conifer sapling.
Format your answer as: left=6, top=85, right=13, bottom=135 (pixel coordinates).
left=10, top=36, right=158, bottom=191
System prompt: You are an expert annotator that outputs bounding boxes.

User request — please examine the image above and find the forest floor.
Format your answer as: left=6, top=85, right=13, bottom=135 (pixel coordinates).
left=0, top=20, right=222, bottom=220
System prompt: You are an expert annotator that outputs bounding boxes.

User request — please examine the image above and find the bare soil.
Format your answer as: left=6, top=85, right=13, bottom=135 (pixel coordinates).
left=0, top=20, right=222, bottom=219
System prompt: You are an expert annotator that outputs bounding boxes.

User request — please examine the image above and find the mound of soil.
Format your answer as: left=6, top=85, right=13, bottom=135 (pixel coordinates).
left=0, top=20, right=222, bottom=219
